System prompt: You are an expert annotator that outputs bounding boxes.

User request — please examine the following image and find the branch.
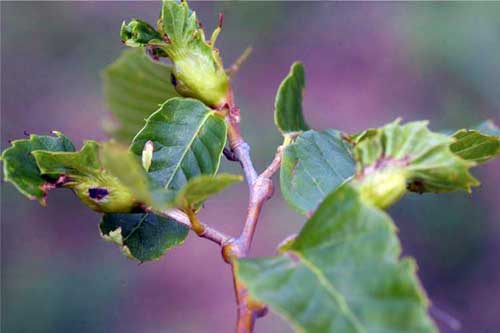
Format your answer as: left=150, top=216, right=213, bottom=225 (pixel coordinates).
left=226, top=106, right=258, bottom=186
left=225, top=105, right=283, bottom=254
left=260, top=145, right=283, bottom=180
left=149, top=207, right=232, bottom=246
left=223, top=100, right=283, bottom=333
left=238, top=148, right=283, bottom=254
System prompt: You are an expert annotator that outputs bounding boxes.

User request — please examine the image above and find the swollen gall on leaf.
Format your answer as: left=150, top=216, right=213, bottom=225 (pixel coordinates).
left=120, top=0, right=230, bottom=107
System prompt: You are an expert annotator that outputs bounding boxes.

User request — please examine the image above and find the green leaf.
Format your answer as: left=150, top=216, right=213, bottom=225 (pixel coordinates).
left=174, top=173, right=242, bottom=209
left=121, top=0, right=230, bottom=107
left=1, top=131, right=75, bottom=204
left=159, top=0, right=229, bottom=106
left=450, top=120, right=500, bottom=164
left=274, top=62, right=309, bottom=136
left=100, top=144, right=239, bottom=212
left=99, top=142, right=176, bottom=210
left=100, top=213, right=188, bottom=262
left=33, top=141, right=100, bottom=176
left=236, top=185, right=436, bottom=333
left=32, top=141, right=140, bottom=213
left=159, top=0, right=199, bottom=51
left=102, top=49, right=180, bottom=143
left=353, top=120, right=479, bottom=201
left=280, top=129, right=355, bottom=215
left=130, top=97, right=227, bottom=191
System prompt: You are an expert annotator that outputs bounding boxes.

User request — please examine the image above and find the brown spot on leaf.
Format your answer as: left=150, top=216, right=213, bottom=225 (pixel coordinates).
left=408, top=180, right=425, bottom=194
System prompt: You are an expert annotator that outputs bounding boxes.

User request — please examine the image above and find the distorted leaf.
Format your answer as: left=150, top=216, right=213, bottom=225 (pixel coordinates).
left=353, top=120, right=479, bottom=206
left=33, top=141, right=140, bottom=213
left=0, top=131, right=75, bottom=204
left=121, top=0, right=229, bottom=107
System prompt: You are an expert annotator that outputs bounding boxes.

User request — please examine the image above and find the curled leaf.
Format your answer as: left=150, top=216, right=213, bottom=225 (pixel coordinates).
left=120, top=19, right=163, bottom=47
left=120, top=0, right=230, bottom=107
left=1, top=131, right=75, bottom=204
left=353, top=120, right=479, bottom=208
left=33, top=141, right=139, bottom=213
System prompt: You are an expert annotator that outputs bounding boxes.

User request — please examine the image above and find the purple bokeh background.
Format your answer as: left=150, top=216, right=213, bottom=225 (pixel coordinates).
left=1, top=2, right=499, bottom=333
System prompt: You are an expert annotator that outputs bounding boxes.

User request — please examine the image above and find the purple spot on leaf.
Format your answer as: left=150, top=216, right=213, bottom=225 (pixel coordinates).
left=89, top=188, right=109, bottom=200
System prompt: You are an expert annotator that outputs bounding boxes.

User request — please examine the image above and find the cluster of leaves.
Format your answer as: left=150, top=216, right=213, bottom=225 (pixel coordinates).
left=2, top=0, right=241, bottom=261
left=1, top=123, right=240, bottom=260
left=120, top=0, right=229, bottom=107
left=1, top=1, right=500, bottom=332
left=236, top=62, right=499, bottom=332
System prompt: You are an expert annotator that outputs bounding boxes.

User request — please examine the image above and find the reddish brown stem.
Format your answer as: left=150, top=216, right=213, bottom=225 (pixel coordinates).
left=223, top=96, right=282, bottom=333
left=150, top=208, right=232, bottom=246
left=232, top=267, right=257, bottom=333
left=156, top=89, right=282, bottom=333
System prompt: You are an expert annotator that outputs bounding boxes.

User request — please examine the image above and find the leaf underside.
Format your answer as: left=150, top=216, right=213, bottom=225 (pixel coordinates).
left=274, top=62, right=309, bottom=136
left=130, top=97, right=227, bottom=191
left=236, top=185, right=436, bottom=333
left=102, top=49, right=180, bottom=143
left=280, top=129, right=355, bottom=215
left=100, top=213, right=189, bottom=262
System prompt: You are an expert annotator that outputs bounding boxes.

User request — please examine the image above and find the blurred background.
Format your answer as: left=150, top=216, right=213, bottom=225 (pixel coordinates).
left=1, top=2, right=499, bottom=333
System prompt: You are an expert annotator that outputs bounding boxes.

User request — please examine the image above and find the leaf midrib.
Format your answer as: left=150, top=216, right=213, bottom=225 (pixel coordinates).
left=292, top=251, right=367, bottom=333
left=164, top=110, right=215, bottom=189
